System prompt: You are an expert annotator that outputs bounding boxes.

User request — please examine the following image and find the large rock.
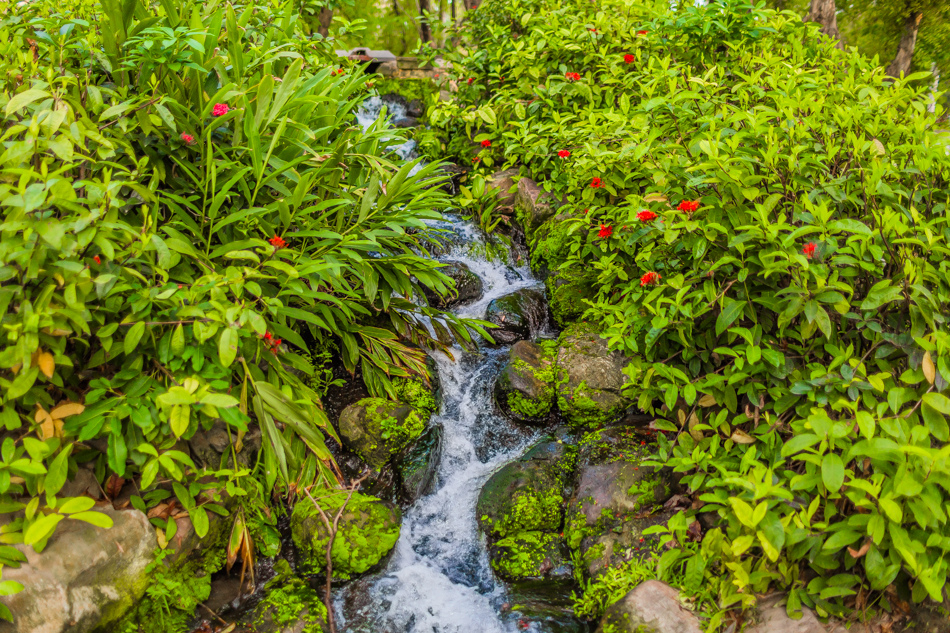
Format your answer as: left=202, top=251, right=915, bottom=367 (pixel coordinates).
left=744, top=594, right=825, bottom=633
left=545, top=265, right=596, bottom=326
left=555, top=322, right=631, bottom=429
left=494, top=340, right=557, bottom=424
left=424, top=261, right=484, bottom=308
left=0, top=506, right=156, bottom=633
left=291, top=490, right=401, bottom=577
left=567, top=426, right=672, bottom=579
left=515, top=178, right=563, bottom=230
left=241, top=559, right=329, bottom=633
left=485, top=288, right=548, bottom=345
left=394, top=423, right=443, bottom=502
left=598, top=580, right=703, bottom=633
left=489, top=168, right=520, bottom=207
left=338, top=398, right=426, bottom=469
left=477, top=439, right=575, bottom=585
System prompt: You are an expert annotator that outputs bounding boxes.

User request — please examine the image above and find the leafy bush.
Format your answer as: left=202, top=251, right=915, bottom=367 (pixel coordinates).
left=0, top=0, right=485, bottom=616
left=435, top=0, right=950, bottom=621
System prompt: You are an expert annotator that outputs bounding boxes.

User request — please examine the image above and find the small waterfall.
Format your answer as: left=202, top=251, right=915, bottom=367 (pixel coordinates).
left=357, top=94, right=422, bottom=174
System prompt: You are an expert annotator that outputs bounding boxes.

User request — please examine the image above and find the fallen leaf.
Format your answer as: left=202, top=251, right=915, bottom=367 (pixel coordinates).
left=923, top=351, right=936, bottom=385
left=848, top=540, right=871, bottom=558
left=50, top=402, right=85, bottom=418
left=34, top=406, right=56, bottom=440
left=105, top=475, right=124, bottom=499
left=730, top=429, right=756, bottom=444
left=37, top=352, right=54, bottom=379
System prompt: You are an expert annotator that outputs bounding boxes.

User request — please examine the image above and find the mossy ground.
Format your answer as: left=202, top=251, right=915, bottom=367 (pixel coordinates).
left=491, top=531, right=565, bottom=580
left=249, top=559, right=328, bottom=633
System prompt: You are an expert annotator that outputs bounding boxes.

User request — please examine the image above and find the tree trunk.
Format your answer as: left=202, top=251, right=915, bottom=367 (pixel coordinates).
left=317, top=7, right=333, bottom=37
left=807, top=0, right=842, bottom=46
left=418, top=0, right=432, bottom=42
left=886, top=11, right=923, bottom=78
left=928, top=62, right=939, bottom=113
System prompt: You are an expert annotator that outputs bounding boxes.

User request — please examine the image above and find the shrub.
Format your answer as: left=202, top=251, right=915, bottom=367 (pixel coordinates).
left=435, top=0, right=950, bottom=621
left=0, top=0, right=487, bottom=617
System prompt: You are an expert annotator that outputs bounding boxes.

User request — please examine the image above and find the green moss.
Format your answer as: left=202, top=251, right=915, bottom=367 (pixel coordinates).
left=491, top=531, right=563, bottom=580
left=556, top=379, right=624, bottom=431
left=251, top=559, right=328, bottom=633
left=290, top=489, right=401, bottom=577
left=392, top=376, right=437, bottom=418
left=545, top=268, right=595, bottom=326
left=508, top=389, right=554, bottom=418
left=503, top=344, right=559, bottom=419
left=529, top=218, right=575, bottom=272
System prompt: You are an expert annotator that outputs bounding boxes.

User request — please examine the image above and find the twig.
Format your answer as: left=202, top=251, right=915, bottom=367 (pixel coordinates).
left=303, top=473, right=369, bottom=633
left=198, top=602, right=229, bottom=627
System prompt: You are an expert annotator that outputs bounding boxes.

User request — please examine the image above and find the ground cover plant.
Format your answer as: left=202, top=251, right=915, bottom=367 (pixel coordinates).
left=0, top=0, right=489, bottom=620
left=434, top=0, right=950, bottom=625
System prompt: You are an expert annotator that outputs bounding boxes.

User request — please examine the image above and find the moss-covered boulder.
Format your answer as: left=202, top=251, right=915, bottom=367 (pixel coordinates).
left=243, top=559, right=329, bottom=633
left=545, top=266, right=597, bottom=327
left=555, top=322, right=631, bottom=430
left=485, top=288, right=548, bottom=345
left=528, top=213, right=578, bottom=274
left=489, top=531, right=572, bottom=582
left=514, top=177, right=564, bottom=231
left=338, top=398, right=426, bottom=470
left=291, top=490, right=401, bottom=578
left=422, top=261, right=484, bottom=308
left=494, top=340, right=558, bottom=424
left=394, top=423, right=443, bottom=502
left=392, top=375, right=439, bottom=419
left=567, top=426, right=672, bottom=580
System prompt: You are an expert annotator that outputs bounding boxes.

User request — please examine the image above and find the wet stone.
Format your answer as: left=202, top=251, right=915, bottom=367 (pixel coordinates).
left=485, top=288, right=548, bottom=345
left=494, top=340, right=558, bottom=424
left=598, top=580, right=702, bottom=633
left=555, top=322, right=631, bottom=430
left=395, top=423, right=444, bottom=503
left=423, top=261, right=484, bottom=308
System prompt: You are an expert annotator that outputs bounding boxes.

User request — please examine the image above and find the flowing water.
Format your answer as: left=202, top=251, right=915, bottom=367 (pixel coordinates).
left=337, top=213, right=559, bottom=633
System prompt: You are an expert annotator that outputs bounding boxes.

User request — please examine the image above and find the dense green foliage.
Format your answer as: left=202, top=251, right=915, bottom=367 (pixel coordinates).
left=0, top=0, right=485, bottom=617
left=435, top=0, right=950, bottom=622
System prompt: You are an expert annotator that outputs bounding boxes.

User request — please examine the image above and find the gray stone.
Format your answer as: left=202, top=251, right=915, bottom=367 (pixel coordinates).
left=515, top=178, right=563, bottom=230
left=59, top=466, right=100, bottom=500
left=598, top=580, right=702, bottom=633
left=0, top=507, right=156, bottom=633
left=424, top=261, right=484, bottom=308
left=395, top=423, right=443, bottom=502
left=555, top=322, right=631, bottom=429
left=485, top=288, right=548, bottom=345
left=393, top=116, right=419, bottom=128
left=745, top=594, right=825, bottom=633
left=489, top=168, right=520, bottom=207
left=494, top=340, right=557, bottom=424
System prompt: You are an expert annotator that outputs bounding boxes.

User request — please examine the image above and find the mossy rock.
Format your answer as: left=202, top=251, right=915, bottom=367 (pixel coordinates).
left=545, top=266, right=596, bottom=327
left=490, top=531, right=572, bottom=582
left=422, top=261, right=484, bottom=308
left=566, top=426, right=672, bottom=580
left=529, top=213, right=579, bottom=274
left=290, top=489, right=401, bottom=577
left=485, top=288, right=548, bottom=345
left=555, top=322, right=631, bottom=430
left=392, top=375, right=439, bottom=419
left=244, top=559, right=329, bottom=633
left=394, top=423, right=443, bottom=503
left=338, top=398, right=426, bottom=470
left=494, top=340, right=558, bottom=424
left=476, top=439, right=573, bottom=539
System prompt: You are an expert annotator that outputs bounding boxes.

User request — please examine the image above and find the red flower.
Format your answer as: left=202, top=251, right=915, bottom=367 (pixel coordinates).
left=263, top=332, right=273, bottom=341
left=637, top=210, right=658, bottom=222
left=269, top=235, right=287, bottom=249
left=640, top=271, right=661, bottom=286
left=180, top=132, right=195, bottom=144
left=468, top=77, right=474, bottom=84
left=598, top=224, right=613, bottom=239
left=481, top=139, right=491, bottom=148
left=802, top=242, right=817, bottom=259
left=211, top=103, right=229, bottom=117
left=677, top=200, right=700, bottom=213
left=590, top=177, right=604, bottom=188
left=624, top=54, right=635, bottom=64
left=565, top=72, right=580, bottom=82
left=473, top=156, right=481, bottom=163
left=588, top=28, right=597, bottom=33
left=637, top=29, right=648, bottom=35
left=558, top=149, right=571, bottom=158
left=93, top=255, right=101, bottom=264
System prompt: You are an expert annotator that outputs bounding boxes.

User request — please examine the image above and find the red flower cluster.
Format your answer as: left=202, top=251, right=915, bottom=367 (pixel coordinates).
left=331, top=68, right=345, bottom=76
left=590, top=177, right=604, bottom=188
left=558, top=149, right=571, bottom=158
left=677, top=200, right=700, bottom=213
left=640, top=271, right=661, bottom=286
left=467, top=77, right=474, bottom=84
left=598, top=224, right=613, bottom=239
left=481, top=139, right=491, bottom=148
left=802, top=242, right=817, bottom=259
left=262, top=332, right=282, bottom=354
left=624, top=54, right=635, bottom=64
left=565, top=72, right=580, bottom=82
left=637, top=210, right=657, bottom=222
left=94, top=255, right=101, bottom=264
left=587, top=28, right=597, bottom=33
left=181, top=132, right=195, bottom=144
left=637, top=29, right=648, bottom=35
left=269, top=235, right=287, bottom=249
left=211, top=103, right=229, bottom=117
left=473, top=156, right=481, bottom=163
